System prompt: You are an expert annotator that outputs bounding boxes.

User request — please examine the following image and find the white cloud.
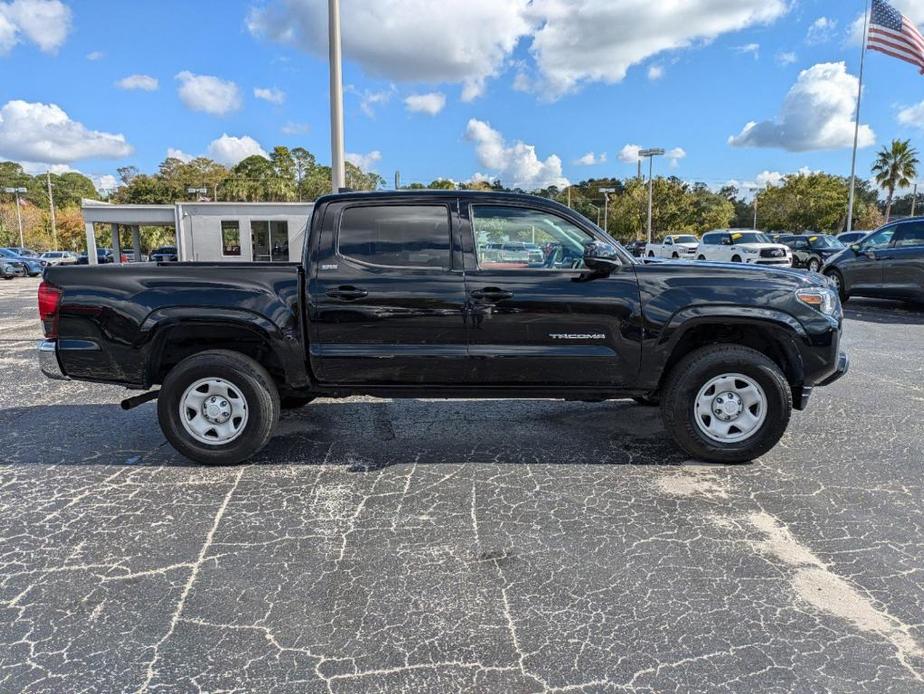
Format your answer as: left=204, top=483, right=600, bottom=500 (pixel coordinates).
left=726, top=167, right=816, bottom=194
left=85, top=50, right=104, bottom=61
left=345, top=150, right=382, bottom=171
left=206, top=134, right=267, bottom=166
left=91, top=174, right=118, bottom=192
left=775, top=51, right=797, bottom=66
left=248, top=0, right=529, bottom=101
left=347, top=85, right=394, bottom=117
left=281, top=121, right=310, bottom=135
left=729, top=62, right=875, bottom=152
left=734, top=43, right=760, bottom=59
left=254, top=86, right=286, bottom=104
left=0, top=0, right=72, bottom=55
left=898, top=101, right=924, bottom=129
left=666, top=147, right=687, bottom=168
left=175, top=71, right=242, bottom=116
left=116, top=74, right=159, bottom=91
left=0, top=100, right=132, bottom=164
left=512, top=71, right=532, bottom=92
left=618, top=144, right=642, bottom=164
left=526, top=0, right=788, bottom=98
left=806, top=17, right=837, bottom=45
left=404, top=92, right=446, bottom=116
left=575, top=151, right=606, bottom=166
left=647, top=65, right=664, bottom=80
left=166, top=147, right=194, bottom=162
left=465, top=118, right=568, bottom=191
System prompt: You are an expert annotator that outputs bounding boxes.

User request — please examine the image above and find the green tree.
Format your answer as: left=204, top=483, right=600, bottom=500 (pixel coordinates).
left=872, top=139, right=919, bottom=222
left=757, top=173, right=849, bottom=232
left=427, top=178, right=456, bottom=189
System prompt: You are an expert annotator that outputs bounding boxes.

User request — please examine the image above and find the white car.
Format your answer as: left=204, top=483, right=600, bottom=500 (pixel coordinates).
left=39, top=251, right=78, bottom=266
left=645, top=234, right=699, bottom=259
left=696, top=230, right=792, bottom=267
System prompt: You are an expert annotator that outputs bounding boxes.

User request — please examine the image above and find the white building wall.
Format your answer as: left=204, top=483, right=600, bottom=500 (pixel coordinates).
left=177, top=203, right=314, bottom=262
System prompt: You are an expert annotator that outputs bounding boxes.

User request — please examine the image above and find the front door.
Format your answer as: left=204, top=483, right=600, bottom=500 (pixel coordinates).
left=309, top=200, right=470, bottom=384
left=877, top=221, right=924, bottom=300
left=461, top=202, right=640, bottom=386
left=844, top=224, right=897, bottom=295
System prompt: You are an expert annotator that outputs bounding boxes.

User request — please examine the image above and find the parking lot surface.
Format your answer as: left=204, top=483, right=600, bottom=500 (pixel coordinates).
left=1, top=276, right=923, bottom=692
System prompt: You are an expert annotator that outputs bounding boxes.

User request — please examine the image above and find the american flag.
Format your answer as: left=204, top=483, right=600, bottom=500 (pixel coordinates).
left=868, top=0, right=924, bottom=74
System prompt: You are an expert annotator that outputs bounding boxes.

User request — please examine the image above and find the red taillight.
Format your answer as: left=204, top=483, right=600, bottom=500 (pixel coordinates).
left=38, top=281, right=62, bottom=338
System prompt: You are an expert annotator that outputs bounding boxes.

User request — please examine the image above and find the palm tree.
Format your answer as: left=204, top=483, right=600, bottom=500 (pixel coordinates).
left=872, top=139, right=919, bottom=222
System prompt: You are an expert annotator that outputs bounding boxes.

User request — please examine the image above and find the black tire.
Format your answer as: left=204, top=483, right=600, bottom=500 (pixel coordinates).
left=660, top=344, right=792, bottom=464
left=825, top=269, right=847, bottom=302
left=807, top=258, right=821, bottom=273
left=632, top=396, right=660, bottom=407
left=731, top=255, right=742, bottom=263
left=281, top=395, right=316, bottom=410
left=671, top=252, right=679, bottom=259
left=157, top=350, right=280, bottom=465
left=697, top=255, right=706, bottom=261
left=648, top=251, right=655, bottom=257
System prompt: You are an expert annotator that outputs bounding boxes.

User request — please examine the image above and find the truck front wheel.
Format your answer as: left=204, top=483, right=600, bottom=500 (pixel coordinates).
left=661, top=345, right=792, bottom=463
left=157, top=350, right=280, bottom=465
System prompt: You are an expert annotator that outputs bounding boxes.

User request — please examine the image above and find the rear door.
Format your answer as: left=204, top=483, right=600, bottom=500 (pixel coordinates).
left=459, top=201, right=640, bottom=386
left=308, top=199, right=470, bottom=384
left=878, top=221, right=924, bottom=300
left=843, top=224, right=897, bottom=295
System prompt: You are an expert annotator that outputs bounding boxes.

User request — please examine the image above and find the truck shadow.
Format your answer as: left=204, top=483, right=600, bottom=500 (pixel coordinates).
left=0, top=399, right=716, bottom=469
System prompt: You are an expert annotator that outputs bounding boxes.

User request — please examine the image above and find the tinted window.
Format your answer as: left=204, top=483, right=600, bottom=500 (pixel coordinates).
left=893, top=222, right=924, bottom=248
left=339, top=205, right=450, bottom=269
left=701, top=234, right=719, bottom=246
left=471, top=205, right=594, bottom=270
left=860, top=226, right=896, bottom=250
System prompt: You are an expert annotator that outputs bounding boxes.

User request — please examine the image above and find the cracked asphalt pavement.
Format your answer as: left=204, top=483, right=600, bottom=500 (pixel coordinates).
left=1, top=277, right=923, bottom=692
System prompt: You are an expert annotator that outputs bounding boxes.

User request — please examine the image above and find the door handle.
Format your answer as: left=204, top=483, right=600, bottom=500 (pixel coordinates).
left=471, top=287, right=513, bottom=301
left=326, top=285, right=368, bottom=300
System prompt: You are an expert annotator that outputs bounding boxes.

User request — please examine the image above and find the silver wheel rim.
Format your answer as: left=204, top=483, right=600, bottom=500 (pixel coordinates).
left=179, top=377, right=249, bottom=445
left=694, top=373, right=767, bottom=444
left=809, top=260, right=819, bottom=272
left=830, top=273, right=840, bottom=290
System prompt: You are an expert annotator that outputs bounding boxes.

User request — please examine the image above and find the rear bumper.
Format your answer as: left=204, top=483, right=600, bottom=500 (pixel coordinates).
left=817, top=351, right=849, bottom=387
left=38, top=340, right=68, bottom=380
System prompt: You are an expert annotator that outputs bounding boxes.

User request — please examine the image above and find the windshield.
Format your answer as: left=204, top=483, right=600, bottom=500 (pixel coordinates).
left=674, top=235, right=698, bottom=244
left=807, top=235, right=843, bottom=249
left=730, top=232, right=771, bottom=244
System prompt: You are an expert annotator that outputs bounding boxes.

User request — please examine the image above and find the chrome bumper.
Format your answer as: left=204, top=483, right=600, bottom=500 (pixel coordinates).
left=38, top=340, right=68, bottom=380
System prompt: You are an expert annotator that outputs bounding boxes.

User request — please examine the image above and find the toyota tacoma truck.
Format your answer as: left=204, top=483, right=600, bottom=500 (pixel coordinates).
left=645, top=234, right=700, bottom=259
left=37, top=191, right=848, bottom=465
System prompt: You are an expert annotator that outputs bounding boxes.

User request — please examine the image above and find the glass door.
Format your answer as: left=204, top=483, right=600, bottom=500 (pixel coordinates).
left=251, top=221, right=271, bottom=261
left=250, top=221, right=289, bottom=261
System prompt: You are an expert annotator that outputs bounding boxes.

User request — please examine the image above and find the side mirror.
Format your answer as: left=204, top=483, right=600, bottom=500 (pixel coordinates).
left=850, top=243, right=861, bottom=254
left=583, top=241, right=621, bottom=273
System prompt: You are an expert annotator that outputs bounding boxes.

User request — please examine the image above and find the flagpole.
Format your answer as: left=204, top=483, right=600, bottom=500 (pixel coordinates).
left=846, top=0, right=872, bottom=233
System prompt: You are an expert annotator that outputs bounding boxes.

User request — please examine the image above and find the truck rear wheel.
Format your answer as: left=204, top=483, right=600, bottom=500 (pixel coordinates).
left=157, top=350, right=280, bottom=465
left=660, top=344, right=791, bottom=463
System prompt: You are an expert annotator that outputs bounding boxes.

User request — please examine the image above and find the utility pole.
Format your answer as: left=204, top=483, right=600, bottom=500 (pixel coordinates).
left=328, top=0, right=346, bottom=193
left=912, top=182, right=919, bottom=217
left=846, top=0, right=871, bottom=234
left=46, top=172, right=58, bottom=248
left=395, top=170, right=401, bottom=190
left=598, top=187, right=615, bottom=233
left=639, top=148, right=665, bottom=243
left=4, top=187, right=27, bottom=248
left=566, top=186, right=571, bottom=208
left=749, top=186, right=759, bottom=230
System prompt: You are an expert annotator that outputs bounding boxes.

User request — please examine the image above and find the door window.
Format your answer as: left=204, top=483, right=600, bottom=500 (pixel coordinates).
left=859, top=226, right=896, bottom=250
left=338, top=205, right=451, bottom=269
left=892, top=222, right=924, bottom=248
left=471, top=205, right=594, bottom=270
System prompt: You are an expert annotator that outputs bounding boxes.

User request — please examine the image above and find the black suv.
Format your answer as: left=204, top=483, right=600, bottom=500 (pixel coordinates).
left=778, top=233, right=845, bottom=273
left=822, top=218, right=924, bottom=303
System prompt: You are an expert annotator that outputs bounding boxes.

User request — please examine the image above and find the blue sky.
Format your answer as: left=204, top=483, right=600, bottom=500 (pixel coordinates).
left=1, top=0, right=923, bottom=194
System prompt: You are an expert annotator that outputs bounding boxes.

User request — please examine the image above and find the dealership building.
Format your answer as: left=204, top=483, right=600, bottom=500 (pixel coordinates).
left=81, top=200, right=314, bottom=263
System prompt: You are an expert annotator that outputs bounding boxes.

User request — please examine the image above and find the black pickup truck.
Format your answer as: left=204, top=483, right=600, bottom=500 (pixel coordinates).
left=38, top=191, right=848, bottom=465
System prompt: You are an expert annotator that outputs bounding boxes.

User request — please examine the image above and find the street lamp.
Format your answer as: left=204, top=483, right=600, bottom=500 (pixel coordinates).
left=329, top=0, right=346, bottom=192
left=639, top=148, right=664, bottom=244
left=748, top=186, right=760, bottom=230
left=598, top=187, right=615, bottom=233
left=3, top=187, right=27, bottom=248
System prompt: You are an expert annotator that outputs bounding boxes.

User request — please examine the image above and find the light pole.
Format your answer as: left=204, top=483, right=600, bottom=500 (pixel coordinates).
left=912, top=182, right=919, bottom=217
left=748, top=186, right=759, bottom=230
left=328, top=0, right=346, bottom=192
left=46, top=172, right=57, bottom=248
left=4, top=187, right=27, bottom=248
left=598, top=187, right=615, bottom=233
left=639, top=148, right=664, bottom=243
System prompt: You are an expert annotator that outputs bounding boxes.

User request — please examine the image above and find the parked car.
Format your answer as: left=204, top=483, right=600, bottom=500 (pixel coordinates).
left=836, top=231, right=871, bottom=246
left=0, top=248, right=44, bottom=276
left=8, top=247, right=39, bottom=257
left=822, top=217, right=924, bottom=303
left=150, top=246, right=178, bottom=262
left=624, top=240, right=647, bottom=257
left=1, top=259, right=26, bottom=279
left=39, top=190, right=848, bottom=467
left=695, top=230, right=793, bottom=266
left=39, top=251, right=78, bottom=266
left=777, top=234, right=845, bottom=272
left=645, top=234, right=699, bottom=259
left=77, top=248, right=114, bottom=265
